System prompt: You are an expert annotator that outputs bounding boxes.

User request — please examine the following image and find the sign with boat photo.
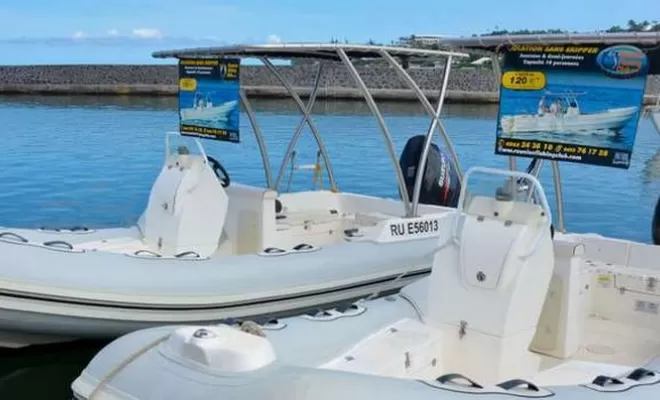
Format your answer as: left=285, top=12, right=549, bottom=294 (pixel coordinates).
left=178, top=58, right=240, bottom=143
left=495, top=43, right=657, bottom=169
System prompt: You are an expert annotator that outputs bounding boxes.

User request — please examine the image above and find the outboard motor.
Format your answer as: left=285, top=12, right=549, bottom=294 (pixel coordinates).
left=653, top=195, right=660, bottom=245
left=398, top=135, right=461, bottom=208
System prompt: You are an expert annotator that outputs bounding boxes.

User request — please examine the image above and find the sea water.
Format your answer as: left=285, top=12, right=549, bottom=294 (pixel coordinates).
left=0, top=95, right=658, bottom=243
left=0, top=95, right=659, bottom=399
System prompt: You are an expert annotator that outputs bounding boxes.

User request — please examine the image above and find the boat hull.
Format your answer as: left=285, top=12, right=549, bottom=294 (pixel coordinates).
left=179, top=100, right=237, bottom=121
left=0, top=225, right=435, bottom=346
left=71, top=232, right=660, bottom=400
left=501, top=106, right=638, bottom=134
left=0, top=268, right=427, bottom=344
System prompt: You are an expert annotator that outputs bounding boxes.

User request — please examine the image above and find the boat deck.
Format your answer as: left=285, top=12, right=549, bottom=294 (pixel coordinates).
left=532, top=316, right=660, bottom=386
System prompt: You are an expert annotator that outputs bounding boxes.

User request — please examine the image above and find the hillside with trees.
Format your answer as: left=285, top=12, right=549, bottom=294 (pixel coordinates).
left=482, top=19, right=660, bottom=36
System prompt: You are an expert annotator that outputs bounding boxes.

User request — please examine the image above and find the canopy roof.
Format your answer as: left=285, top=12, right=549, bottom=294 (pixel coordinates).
left=437, top=32, right=660, bottom=51
left=152, top=42, right=469, bottom=61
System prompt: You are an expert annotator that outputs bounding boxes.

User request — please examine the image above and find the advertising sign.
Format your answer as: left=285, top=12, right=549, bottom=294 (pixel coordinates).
left=178, top=58, right=240, bottom=143
left=496, top=43, right=655, bottom=168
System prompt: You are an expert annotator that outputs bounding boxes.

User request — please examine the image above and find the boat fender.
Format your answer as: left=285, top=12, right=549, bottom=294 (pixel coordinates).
left=653, top=196, right=660, bottom=245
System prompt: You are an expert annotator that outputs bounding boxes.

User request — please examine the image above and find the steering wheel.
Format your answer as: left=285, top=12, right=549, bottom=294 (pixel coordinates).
left=206, top=156, right=231, bottom=188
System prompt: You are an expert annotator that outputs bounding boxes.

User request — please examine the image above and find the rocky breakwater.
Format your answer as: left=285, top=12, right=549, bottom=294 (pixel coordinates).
left=0, top=63, right=658, bottom=104
left=0, top=63, right=500, bottom=103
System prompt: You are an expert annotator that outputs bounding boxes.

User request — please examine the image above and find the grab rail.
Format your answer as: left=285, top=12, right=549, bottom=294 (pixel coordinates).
left=43, top=240, right=74, bottom=250
left=435, top=373, right=483, bottom=389
left=38, top=226, right=93, bottom=234
left=174, top=251, right=200, bottom=259
left=129, top=249, right=209, bottom=261
left=583, top=368, right=660, bottom=392
left=0, top=232, right=28, bottom=243
left=134, top=249, right=162, bottom=258
left=420, top=373, right=554, bottom=397
left=0, top=232, right=84, bottom=253
left=301, top=302, right=367, bottom=321
left=452, top=167, right=552, bottom=259
left=165, top=131, right=208, bottom=163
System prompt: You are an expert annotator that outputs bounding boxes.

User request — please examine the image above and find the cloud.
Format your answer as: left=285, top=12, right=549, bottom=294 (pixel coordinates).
left=0, top=26, right=239, bottom=49
left=132, top=28, right=162, bottom=39
left=266, top=34, right=282, bottom=44
left=0, top=33, right=227, bottom=49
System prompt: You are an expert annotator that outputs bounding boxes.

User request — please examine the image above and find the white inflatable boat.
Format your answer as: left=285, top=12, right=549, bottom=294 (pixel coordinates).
left=180, top=97, right=237, bottom=122
left=0, top=131, right=457, bottom=347
left=500, top=92, right=637, bottom=135
left=72, top=166, right=660, bottom=400
left=0, top=44, right=469, bottom=347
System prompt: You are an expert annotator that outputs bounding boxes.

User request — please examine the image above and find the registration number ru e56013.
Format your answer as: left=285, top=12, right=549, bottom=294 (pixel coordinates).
left=389, top=219, right=440, bottom=237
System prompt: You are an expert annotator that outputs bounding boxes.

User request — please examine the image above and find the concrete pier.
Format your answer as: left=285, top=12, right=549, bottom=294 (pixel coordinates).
left=0, top=65, right=658, bottom=104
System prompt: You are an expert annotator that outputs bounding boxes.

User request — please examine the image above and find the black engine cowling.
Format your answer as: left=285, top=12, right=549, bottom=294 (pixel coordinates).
left=398, top=135, right=461, bottom=208
left=653, top=196, right=660, bottom=245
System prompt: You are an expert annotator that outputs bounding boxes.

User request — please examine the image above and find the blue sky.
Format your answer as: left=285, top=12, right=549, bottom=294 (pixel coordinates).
left=0, top=0, right=656, bottom=64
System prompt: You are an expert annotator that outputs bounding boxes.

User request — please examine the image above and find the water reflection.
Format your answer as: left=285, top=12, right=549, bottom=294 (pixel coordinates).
left=0, top=94, right=499, bottom=118
left=0, top=340, right=108, bottom=399
left=0, top=93, right=659, bottom=400
left=642, top=148, right=660, bottom=184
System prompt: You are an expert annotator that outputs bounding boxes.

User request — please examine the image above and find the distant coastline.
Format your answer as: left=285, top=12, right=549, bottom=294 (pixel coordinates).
left=0, top=65, right=658, bottom=104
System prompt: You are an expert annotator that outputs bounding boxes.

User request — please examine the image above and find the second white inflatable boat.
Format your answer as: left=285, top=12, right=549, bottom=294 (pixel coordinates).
left=72, top=166, right=660, bottom=400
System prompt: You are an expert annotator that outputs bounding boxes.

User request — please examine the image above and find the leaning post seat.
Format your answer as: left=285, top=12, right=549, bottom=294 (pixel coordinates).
left=138, top=144, right=229, bottom=258
left=426, top=167, right=555, bottom=385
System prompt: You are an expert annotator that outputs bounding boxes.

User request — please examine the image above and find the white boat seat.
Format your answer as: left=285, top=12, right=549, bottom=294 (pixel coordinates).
left=427, top=176, right=554, bottom=385
left=223, top=183, right=278, bottom=254
left=530, top=240, right=589, bottom=360
left=138, top=153, right=228, bottom=258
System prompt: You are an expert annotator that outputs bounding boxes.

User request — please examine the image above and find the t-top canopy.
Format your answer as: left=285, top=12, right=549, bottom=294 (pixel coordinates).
left=152, top=42, right=469, bottom=61
left=153, top=42, right=469, bottom=218
left=436, top=31, right=660, bottom=52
